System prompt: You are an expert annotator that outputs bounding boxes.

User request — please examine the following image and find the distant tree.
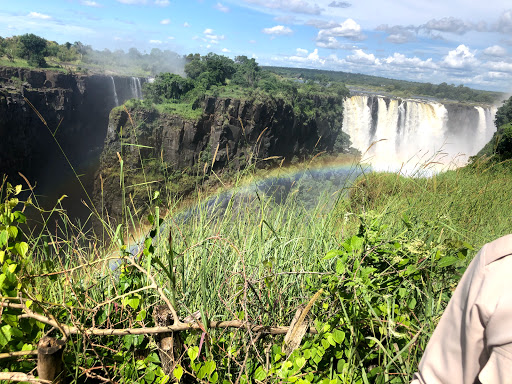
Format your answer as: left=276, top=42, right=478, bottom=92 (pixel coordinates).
left=494, top=123, right=512, bottom=160
left=495, top=96, right=512, bottom=128
left=65, top=42, right=72, bottom=50
left=232, top=55, right=260, bottom=87
left=143, top=73, right=194, bottom=102
left=203, top=53, right=236, bottom=85
left=184, top=55, right=205, bottom=80
left=18, top=33, right=47, bottom=67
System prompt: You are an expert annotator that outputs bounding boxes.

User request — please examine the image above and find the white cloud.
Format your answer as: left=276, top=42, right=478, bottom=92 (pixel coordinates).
left=495, top=9, right=512, bottom=33
left=81, top=0, right=102, bottom=7
left=222, top=48, right=231, bottom=52
left=160, top=18, right=170, bottom=25
left=149, top=39, right=162, bottom=44
left=214, top=2, right=230, bottom=12
left=289, top=48, right=325, bottom=65
left=384, top=53, right=437, bottom=69
left=243, top=0, right=322, bottom=15
left=346, top=49, right=380, bottom=65
left=249, top=39, right=257, bottom=44
left=28, top=12, right=52, bottom=19
left=442, top=45, right=477, bottom=69
left=295, top=48, right=308, bottom=56
left=202, top=29, right=225, bottom=44
left=183, top=22, right=190, bottom=27
left=154, top=0, right=170, bottom=5
left=483, top=45, right=507, bottom=57
left=168, top=36, right=175, bottom=40
left=487, top=61, right=512, bottom=73
left=315, top=36, right=357, bottom=50
left=262, top=25, right=293, bottom=35
left=376, top=24, right=416, bottom=44
left=316, top=18, right=365, bottom=42
left=422, top=17, right=476, bottom=35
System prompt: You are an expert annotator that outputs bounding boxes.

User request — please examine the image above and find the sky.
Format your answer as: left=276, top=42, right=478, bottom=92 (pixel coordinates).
left=1, top=0, right=511, bottom=92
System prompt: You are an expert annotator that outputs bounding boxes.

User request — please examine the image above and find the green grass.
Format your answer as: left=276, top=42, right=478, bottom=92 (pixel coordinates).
left=153, top=100, right=203, bottom=120
left=2, top=151, right=512, bottom=382
left=349, top=161, right=512, bottom=250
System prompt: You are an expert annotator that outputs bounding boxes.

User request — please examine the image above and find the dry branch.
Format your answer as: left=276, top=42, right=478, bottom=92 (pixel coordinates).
left=0, top=372, right=51, bottom=383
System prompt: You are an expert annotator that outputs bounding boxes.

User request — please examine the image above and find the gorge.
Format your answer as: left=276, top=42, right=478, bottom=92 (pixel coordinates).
left=0, top=67, right=498, bottom=223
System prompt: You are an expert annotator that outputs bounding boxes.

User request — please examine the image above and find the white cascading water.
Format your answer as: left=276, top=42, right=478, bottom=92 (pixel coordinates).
left=342, top=95, right=496, bottom=172
left=110, top=76, right=119, bottom=106
left=130, top=77, right=143, bottom=99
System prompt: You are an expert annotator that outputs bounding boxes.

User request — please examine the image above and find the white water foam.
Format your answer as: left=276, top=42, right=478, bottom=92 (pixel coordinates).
left=342, top=95, right=496, bottom=173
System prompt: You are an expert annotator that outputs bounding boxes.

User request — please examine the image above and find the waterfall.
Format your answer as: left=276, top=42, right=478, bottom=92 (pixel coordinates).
left=110, top=76, right=119, bottom=106
left=342, top=95, right=496, bottom=171
left=130, top=77, right=143, bottom=99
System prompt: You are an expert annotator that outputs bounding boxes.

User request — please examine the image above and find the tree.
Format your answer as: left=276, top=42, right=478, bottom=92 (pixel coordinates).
left=495, top=96, right=512, bottom=128
left=18, top=33, right=47, bottom=67
left=232, top=55, right=260, bottom=87
left=143, top=73, right=194, bottom=102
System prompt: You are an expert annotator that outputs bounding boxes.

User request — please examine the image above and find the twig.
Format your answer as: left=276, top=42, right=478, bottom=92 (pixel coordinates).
left=0, top=350, right=38, bottom=359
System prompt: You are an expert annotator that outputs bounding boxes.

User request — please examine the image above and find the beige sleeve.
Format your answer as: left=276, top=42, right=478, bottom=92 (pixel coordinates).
left=410, top=246, right=487, bottom=384
left=478, top=345, right=512, bottom=383
left=411, top=235, right=512, bottom=384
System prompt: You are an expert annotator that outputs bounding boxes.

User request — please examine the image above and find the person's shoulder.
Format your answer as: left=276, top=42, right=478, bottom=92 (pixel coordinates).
left=483, top=234, right=512, bottom=266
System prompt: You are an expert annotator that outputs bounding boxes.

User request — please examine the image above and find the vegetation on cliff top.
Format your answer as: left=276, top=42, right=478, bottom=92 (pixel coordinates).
left=476, top=95, right=512, bottom=161
left=0, top=33, right=503, bottom=104
left=266, top=66, right=502, bottom=104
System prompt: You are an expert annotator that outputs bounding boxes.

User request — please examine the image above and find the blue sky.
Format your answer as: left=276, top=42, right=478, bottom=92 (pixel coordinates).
left=1, top=0, right=511, bottom=92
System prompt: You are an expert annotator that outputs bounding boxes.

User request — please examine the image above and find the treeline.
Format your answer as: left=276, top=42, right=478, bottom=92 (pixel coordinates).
left=0, top=34, right=80, bottom=67
left=265, top=66, right=503, bottom=104
left=144, top=53, right=348, bottom=103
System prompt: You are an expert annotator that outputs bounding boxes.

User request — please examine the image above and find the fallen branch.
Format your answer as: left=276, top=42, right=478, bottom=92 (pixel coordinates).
left=0, top=350, right=38, bottom=359
left=0, top=372, right=51, bottom=383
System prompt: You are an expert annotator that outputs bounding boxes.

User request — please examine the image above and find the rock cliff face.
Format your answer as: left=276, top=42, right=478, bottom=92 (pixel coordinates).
left=0, top=67, right=145, bottom=218
left=96, top=94, right=348, bottom=220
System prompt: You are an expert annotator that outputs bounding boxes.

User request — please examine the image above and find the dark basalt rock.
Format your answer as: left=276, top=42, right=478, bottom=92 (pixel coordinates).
left=95, top=94, right=348, bottom=221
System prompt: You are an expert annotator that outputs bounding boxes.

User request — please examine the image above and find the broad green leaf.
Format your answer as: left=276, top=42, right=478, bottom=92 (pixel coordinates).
left=294, top=357, right=306, bottom=370
left=350, top=235, right=364, bottom=251
left=323, top=249, right=342, bottom=260
left=204, top=360, right=216, bottom=375
left=188, top=346, right=199, bottom=361
left=0, top=324, right=12, bottom=346
left=0, top=230, right=8, bottom=246
left=173, top=365, right=184, bottom=381
left=408, top=297, right=417, bottom=309
left=254, top=366, right=267, bottom=382
left=332, top=329, right=345, bottom=344
left=136, top=309, right=147, bottom=321
left=25, top=300, right=33, bottom=309
left=7, top=226, right=18, bottom=240
left=0, top=250, right=5, bottom=263
left=14, top=212, right=26, bottom=224
left=8, top=263, right=17, bottom=273
left=123, top=295, right=140, bottom=310
left=438, top=256, right=458, bottom=268
left=15, top=242, right=28, bottom=257
left=15, top=185, right=22, bottom=195
left=335, top=259, right=345, bottom=275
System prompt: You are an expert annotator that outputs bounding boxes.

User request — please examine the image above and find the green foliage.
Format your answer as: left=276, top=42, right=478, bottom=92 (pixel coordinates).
left=143, top=73, right=195, bottom=103
left=476, top=96, right=512, bottom=161
left=493, top=123, right=512, bottom=161
left=265, top=66, right=503, bottom=104
left=495, top=96, right=512, bottom=128
left=18, top=33, right=48, bottom=67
